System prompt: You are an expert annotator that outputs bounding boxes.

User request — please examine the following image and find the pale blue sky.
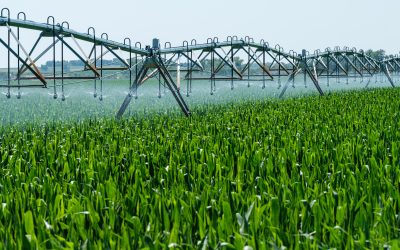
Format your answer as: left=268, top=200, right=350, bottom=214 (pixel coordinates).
left=1, top=0, right=399, bottom=54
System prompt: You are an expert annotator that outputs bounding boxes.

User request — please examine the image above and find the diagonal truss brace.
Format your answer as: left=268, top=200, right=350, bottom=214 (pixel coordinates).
left=213, top=49, right=243, bottom=79
left=0, top=38, right=47, bottom=86
left=342, top=54, right=363, bottom=76
left=266, top=51, right=290, bottom=75
left=279, top=66, right=302, bottom=98
left=381, top=63, right=395, bottom=88
left=5, top=23, right=47, bottom=85
left=329, top=54, right=348, bottom=75
left=307, top=63, right=324, bottom=96
left=302, top=58, right=324, bottom=96
left=244, top=46, right=274, bottom=79
left=117, top=52, right=191, bottom=119
left=19, top=37, right=60, bottom=76
left=56, top=34, right=100, bottom=77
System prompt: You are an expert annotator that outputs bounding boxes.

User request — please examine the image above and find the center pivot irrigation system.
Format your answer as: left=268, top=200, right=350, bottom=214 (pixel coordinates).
left=1, top=8, right=399, bottom=118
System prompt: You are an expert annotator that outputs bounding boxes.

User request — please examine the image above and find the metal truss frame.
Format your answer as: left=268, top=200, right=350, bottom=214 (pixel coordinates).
left=1, top=9, right=399, bottom=117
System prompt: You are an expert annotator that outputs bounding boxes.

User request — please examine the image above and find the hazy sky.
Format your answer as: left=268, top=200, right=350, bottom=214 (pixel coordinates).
left=1, top=0, right=399, bottom=54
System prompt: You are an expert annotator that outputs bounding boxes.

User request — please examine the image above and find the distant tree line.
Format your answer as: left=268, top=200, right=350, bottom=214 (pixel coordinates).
left=40, top=59, right=125, bottom=72
left=365, top=49, right=392, bottom=61
left=31, top=50, right=395, bottom=79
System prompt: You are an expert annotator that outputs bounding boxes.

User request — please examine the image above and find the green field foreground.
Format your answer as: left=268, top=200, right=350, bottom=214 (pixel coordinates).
left=0, top=88, right=400, bottom=249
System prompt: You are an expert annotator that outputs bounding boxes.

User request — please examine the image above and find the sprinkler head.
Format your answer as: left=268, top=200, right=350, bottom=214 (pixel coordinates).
left=61, top=95, right=66, bottom=101
left=6, top=92, right=11, bottom=99
left=99, top=95, right=103, bottom=101
left=53, top=93, right=58, bottom=99
left=93, top=93, right=97, bottom=98
left=17, top=93, right=21, bottom=99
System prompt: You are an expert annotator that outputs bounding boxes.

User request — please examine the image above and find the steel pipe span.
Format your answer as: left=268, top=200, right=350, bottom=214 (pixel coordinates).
left=0, top=9, right=399, bottom=117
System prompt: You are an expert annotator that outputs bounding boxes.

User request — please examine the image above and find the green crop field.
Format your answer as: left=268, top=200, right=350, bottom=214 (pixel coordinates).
left=0, top=81, right=400, bottom=249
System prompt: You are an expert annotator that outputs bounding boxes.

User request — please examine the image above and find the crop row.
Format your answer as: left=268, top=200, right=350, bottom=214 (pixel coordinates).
left=0, top=88, right=399, bottom=248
